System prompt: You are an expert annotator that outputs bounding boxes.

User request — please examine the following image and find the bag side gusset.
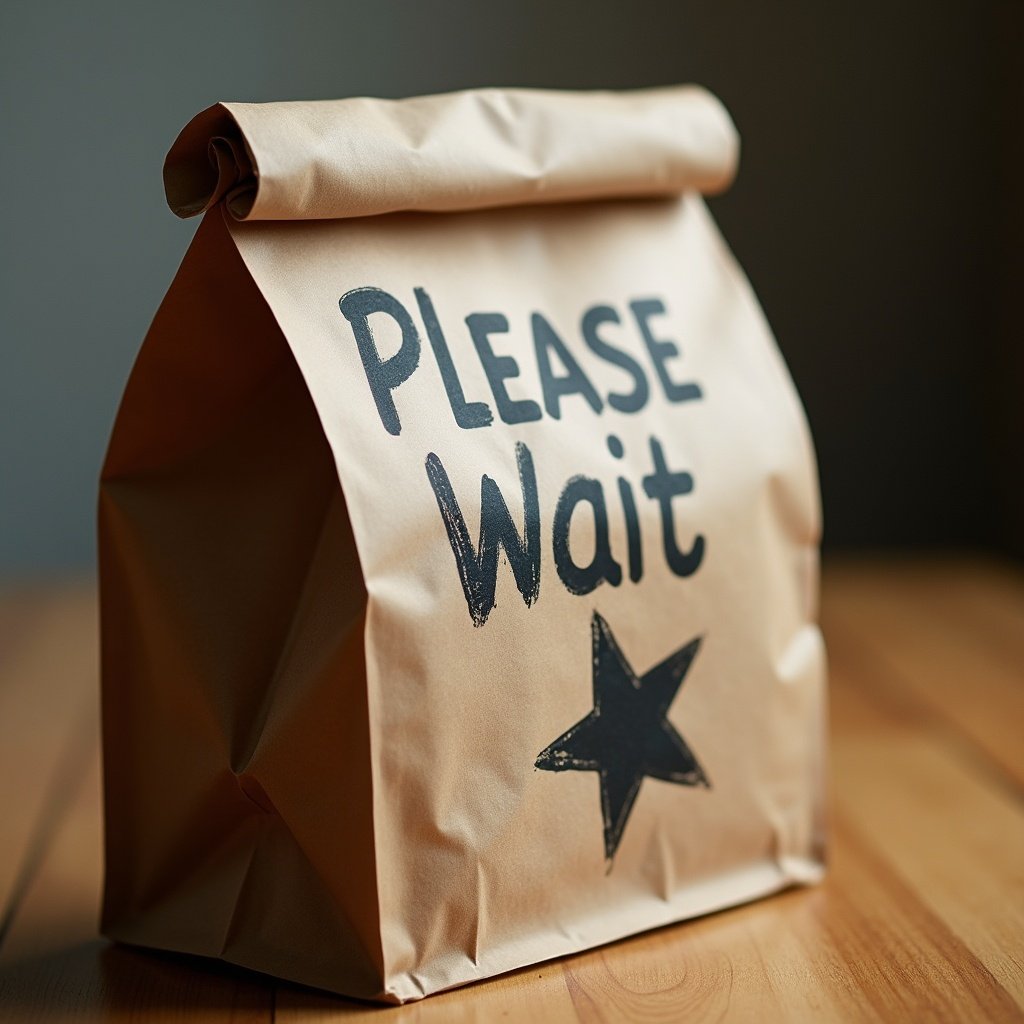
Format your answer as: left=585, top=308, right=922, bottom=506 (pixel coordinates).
left=99, top=210, right=386, bottom=997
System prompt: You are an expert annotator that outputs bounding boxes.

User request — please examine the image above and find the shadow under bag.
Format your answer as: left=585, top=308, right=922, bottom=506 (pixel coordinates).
left=99, top=85, right=827, bottom=1003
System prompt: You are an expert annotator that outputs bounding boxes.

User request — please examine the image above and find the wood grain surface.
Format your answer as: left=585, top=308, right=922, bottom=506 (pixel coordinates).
left=0, top=559, right=1022, bottom=1022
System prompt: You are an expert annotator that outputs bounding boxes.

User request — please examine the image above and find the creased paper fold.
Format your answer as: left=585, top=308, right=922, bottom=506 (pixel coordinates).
left=163, top=86, right=739, bottom=222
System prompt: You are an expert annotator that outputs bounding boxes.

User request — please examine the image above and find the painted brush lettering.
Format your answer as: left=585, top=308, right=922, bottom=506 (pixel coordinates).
left=339, top=285, right=706, bottom=626
left=425, top=441, right=541, bottom=627
left=340, top=287, right=699, bottom=435
left=424, top=436, right=704, bottom=625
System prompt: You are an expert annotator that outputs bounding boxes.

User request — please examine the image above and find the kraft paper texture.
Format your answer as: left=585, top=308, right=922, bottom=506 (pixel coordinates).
left=99, top=85, right=826, bottom=1003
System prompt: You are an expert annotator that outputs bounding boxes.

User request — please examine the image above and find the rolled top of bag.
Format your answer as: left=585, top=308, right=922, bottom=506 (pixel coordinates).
left=163, top=85, right=739, bottom=222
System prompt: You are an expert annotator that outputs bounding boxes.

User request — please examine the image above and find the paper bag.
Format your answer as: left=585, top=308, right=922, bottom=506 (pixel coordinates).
left=99, top=85, right=826, bottom=1003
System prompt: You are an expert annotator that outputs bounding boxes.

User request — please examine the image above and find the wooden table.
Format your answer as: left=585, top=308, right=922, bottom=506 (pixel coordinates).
left=1, top=559, right=1022, bottom=1022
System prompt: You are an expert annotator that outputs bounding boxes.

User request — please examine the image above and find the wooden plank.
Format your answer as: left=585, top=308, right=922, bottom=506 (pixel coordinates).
left=822, top=557, right=1024, bottom=790
left=0, top=585, right=274, bottom=1022
left=0, top=583, right=98, bottom=936
left=2, top=562, right=1023, bottom=1022
left=0, top=730, right=273, bottom=1022
left=826, top=619, right=1024, bottom=1010
left=278, top=562, right=1024, bottom=1021
left=279, top=813, right=1020, bottom=1023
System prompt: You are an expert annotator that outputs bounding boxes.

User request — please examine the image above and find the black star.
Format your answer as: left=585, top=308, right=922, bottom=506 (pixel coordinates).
left=536, top=612, right=709, bottom=861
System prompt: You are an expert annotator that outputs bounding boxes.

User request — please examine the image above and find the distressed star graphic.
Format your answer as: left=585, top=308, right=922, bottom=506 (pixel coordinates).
left=535, top=612, right=709, bottom=861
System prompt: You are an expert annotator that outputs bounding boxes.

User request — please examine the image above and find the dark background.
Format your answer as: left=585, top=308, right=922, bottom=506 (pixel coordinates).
left=2, top=0, right=1021, bottom=575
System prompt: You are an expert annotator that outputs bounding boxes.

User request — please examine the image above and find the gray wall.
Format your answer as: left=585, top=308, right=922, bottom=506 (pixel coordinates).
left=1, top=1, right=1018, bottom=575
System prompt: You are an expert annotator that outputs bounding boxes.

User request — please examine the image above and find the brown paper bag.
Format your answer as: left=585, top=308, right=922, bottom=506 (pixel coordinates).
left=99, top=85, right=826, bottom=1003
